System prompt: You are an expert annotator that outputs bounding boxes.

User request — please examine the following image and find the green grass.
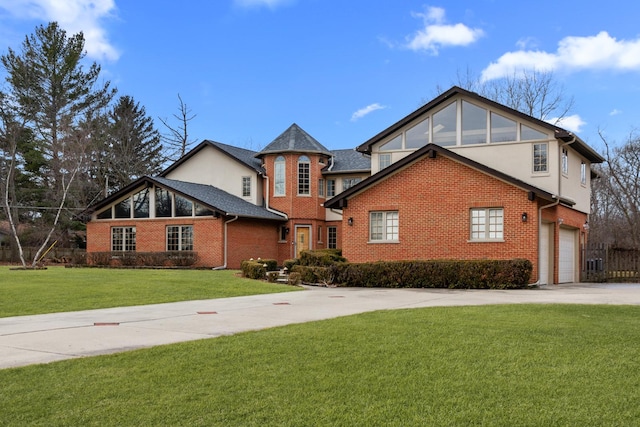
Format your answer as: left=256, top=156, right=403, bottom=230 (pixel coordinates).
left=1, top=304, right=639, bottom=426
left=0, top=266, right=299, bottom=317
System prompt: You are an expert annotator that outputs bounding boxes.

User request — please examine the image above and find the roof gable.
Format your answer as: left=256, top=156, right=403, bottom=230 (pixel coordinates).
left=89, top=176, right=286, bottom=221
left=257, top=123, right=332, bottom=157
left=356, top=86, right=603, bottom=163
left=325, top=143, right=571, bottom=209
left=161, top=140, right=264, bottom=177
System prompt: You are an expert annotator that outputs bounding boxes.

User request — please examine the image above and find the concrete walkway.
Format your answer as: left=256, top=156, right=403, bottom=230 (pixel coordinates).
left=2, top=283, right=640, bottom=370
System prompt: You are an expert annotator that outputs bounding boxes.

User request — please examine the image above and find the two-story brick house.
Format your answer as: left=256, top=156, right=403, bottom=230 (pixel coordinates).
left=86, top=86, right=603, bottom=283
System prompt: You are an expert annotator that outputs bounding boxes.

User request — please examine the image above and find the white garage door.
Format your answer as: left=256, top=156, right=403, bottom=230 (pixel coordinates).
left=559, top=228, right=576, bottom=283
left=539, top=223, right=551, bottom=285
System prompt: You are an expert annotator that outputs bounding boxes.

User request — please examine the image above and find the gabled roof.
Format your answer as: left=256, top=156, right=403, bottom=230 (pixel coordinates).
left=161, top=140, right=264, bottom=177
left=356, top=86, right=604, bottom=164
left=256, top=123, right=333, bottom=157
left=324, top=143, right=572, bottom=210
left=89, top=176, right=286, bottom=221
left=323, top=149, right=371, bottom=175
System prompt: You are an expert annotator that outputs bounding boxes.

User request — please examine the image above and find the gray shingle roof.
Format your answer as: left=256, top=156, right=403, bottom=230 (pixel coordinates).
left=206, top=140, right=264, bottom=173
left=257, top=123, right=333, bottom=157
left=325, top=149, right=371, bottom=174
left=153, top=177, right=286, bottom=220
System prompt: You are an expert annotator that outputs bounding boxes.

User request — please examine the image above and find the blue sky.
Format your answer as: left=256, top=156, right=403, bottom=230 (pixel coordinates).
left=1, top=0, right=639, bottom=154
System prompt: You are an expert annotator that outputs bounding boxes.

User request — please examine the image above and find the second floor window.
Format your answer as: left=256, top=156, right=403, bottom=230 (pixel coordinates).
left=379, top=153, right=391, bottom=170
left=581, top=161, right=587, bottom=185
left=242, top=176, right=251, bottom=197
left=533, top=143, right=548, bottom=173
left=343, top=178, right=362, bottom=191
left=327, top=179, right=336, bottom=197
left=274, top=156, right=285, bottom=196
left=298, top=155, right=310, bottom=195
left=561, top=148, right=569, bottom=175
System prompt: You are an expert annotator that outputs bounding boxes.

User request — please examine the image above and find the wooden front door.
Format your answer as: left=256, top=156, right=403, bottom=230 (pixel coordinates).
left=295, top=226, right=311, bottom=258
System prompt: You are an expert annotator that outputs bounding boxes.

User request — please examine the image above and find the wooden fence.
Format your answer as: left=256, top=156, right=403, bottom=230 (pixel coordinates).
left=581, top=244, right=640, bottom=282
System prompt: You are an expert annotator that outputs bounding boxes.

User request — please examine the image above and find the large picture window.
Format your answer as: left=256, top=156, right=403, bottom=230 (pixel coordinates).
left=167, top=225, right=193, bottom=251
left=470, top=208, right=503, bottom=240
left=112, top=227, right=136, bottom=251
left=298, top=155, right=310, bottom=195
left=370, top=211, right=399, bottom=242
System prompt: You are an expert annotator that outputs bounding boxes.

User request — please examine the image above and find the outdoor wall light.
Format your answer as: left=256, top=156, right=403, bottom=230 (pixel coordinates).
left=521, top=212, right=528, bottom=222
left=348, top=217, right=354, bottom=226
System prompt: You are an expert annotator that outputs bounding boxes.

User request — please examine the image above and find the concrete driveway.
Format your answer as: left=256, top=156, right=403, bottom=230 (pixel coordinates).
left=1, top=283, right=640, bottom=370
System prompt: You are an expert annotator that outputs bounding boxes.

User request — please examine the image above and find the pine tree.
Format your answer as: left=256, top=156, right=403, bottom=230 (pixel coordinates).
left=105, top=95, right=164, bottom=192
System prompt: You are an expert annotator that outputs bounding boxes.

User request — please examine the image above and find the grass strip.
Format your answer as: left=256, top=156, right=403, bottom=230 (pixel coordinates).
left=1, top=304, right=639, bottom=426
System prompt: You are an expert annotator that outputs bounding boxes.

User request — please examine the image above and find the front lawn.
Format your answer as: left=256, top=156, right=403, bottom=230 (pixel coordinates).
left=1, top=304, right=639, bottom=425
left=0, top=267, right=298, bottom=317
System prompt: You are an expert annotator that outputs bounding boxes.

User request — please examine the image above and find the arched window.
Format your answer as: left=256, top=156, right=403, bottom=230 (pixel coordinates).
left=298, top=155, right=310, bottom=195
left=274, top=156, right=285, bottom=196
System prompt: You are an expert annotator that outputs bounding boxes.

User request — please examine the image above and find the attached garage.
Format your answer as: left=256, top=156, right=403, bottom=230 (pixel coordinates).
left=559, top=228, right=577, bottom=283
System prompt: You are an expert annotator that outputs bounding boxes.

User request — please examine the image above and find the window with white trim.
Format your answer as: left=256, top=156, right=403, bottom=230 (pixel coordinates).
left=533, top=143, right=548, bottom=173
left=470, top=208, right=503, bottom=240
left=343, top=177, right=361, bottom=190
left=298, top=155, right=310, bottom=195
left=327, top=226, right=337, bottom=249
left=379, top=153, right=391, bottom=170
left=318, top=179, right=325, bottom=197
left=242, top=176, right=251, bottom=197
left=561, top=148, right=569, bottom=175
left=581, top=161, right=587, bottom=185
left=370, top=211, right=399, bottom=242
left=167, top=225, right=193, bottom=251
left=274, top=156, right=285, bottom=196
left=326, top=179, right=336, bottom=197
left=111, top=227, right=136, bottom=251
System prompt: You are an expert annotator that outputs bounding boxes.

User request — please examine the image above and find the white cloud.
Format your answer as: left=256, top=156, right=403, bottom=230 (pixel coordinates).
left=0, top=0, right=119, bottom=61
left=405, top=6, right=484, bottom=54
left=481, top=31, right=640, bottom=81
left=547, top=114, right=586, bottom=133
left=609, top=109, right=622, bottom=116
left=234, top=0, right=294, bottom=8
left=351, top=103, right=386, bottom=122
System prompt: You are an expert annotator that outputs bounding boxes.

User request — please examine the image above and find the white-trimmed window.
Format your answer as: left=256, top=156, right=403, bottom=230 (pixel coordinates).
left=298, top=155, right=310, bottom=195
left=370, top=211, right=399, bottom=242
left=242, top=176, right=251, bottom=197
left=112, top=227, right=136, bottom=251
left=379, top=153, right=391, bottom=170
left=343, top=178, right=361, bottom=190
left=470, top=208, right=503, bottom=241
left=561, top=148, right=569, bottom=175
left=327, top=179, right=336, bottom=197
left=327, top=226, right=337, bottom=249
left=167, top=225, right=193, bottom=251
left=318, top=179, right=325, bottom=197
left=274, top=156, right=285, bottom=196
left=533, top=143, right=548, bottom=173
left=581, top=161, right=587, bottom=185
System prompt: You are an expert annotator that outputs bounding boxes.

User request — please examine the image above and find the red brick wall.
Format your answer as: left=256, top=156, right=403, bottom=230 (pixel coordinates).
left=226, top=218, right=280, bottom=268
left=87, top=217, right=224, bottom=267
left=340, top=154, right=540, bottom=278
left=262, top=153, right=327, bottom=221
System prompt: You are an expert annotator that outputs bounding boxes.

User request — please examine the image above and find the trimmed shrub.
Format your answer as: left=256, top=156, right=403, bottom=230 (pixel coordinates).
left=335, top=259, right=533, bottom=289
left=283, top=259, right=299, bottom=271
left=240, top=260, right=267, bottom=280
left=298, top=249, right=346, bottom=267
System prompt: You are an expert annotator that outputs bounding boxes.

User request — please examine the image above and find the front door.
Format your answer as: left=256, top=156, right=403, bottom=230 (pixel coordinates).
left=295, top=226, right=311, bottom=258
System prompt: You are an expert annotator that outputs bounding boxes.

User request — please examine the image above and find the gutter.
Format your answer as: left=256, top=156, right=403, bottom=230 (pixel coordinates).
left=213, top=215, right=238, bottom=270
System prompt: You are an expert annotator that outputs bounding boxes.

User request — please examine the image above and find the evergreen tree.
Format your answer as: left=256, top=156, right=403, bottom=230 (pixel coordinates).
left=0, top=22, right=115, bottom=266
left=105, top=95, right=163, bottom=192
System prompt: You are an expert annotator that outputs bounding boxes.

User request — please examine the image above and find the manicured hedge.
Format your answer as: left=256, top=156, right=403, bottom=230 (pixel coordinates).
left=298, top=249, right=346, bottom=266
left=240, top=259, right=278, bottom=280
left=294, top=259, right=533, bottom=289
left=87, top=251, right=198, bottom=267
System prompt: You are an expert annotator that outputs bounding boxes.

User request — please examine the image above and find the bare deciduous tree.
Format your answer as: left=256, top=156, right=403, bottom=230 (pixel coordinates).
left=159, top=94, right=197, bottom=163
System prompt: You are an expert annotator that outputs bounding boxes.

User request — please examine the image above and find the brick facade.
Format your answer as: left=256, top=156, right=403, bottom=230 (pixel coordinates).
left=339, top=154, right=543, bottom=280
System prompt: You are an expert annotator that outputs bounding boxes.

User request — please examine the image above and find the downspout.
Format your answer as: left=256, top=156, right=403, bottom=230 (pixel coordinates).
left=213, top=215, right=238, bottom=270
left=534, top=135, right=577, bottom=284
left=261, top=172, right=288, bottom=219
